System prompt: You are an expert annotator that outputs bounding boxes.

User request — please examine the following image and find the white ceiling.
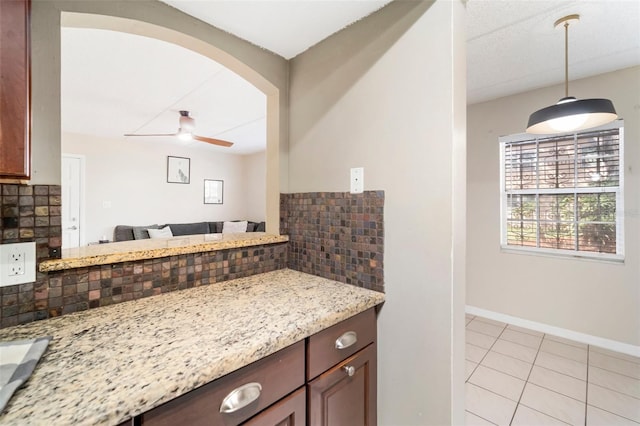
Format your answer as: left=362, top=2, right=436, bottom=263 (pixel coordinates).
left=61, top=0, right=640, bottom=154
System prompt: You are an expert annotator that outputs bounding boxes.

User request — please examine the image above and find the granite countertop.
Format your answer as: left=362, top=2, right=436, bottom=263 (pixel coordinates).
left=0, top=269, right=385, bottom=425
left=39, top=232, right=289, bottom=272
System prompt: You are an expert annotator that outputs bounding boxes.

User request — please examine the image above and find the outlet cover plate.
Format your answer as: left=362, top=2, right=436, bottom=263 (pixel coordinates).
left=0, top=242, right=36, bottom=287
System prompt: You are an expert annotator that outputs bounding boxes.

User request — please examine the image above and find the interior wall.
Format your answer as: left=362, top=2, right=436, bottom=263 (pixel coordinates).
left=467, top=66, right=640, bottom=346
left=63, top=132, right=262, bottom=243
left=243, top=151, right=266, bottom=222
left=29, top=0, right=288, bottom=234
left=288, top=1, right=466, bottom=424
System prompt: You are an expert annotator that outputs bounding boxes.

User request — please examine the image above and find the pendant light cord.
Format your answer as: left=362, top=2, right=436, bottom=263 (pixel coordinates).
left=564, top=21, right=569, bottom=98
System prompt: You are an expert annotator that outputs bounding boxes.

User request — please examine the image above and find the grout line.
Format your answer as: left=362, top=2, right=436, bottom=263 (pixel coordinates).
left=589, top=346, right=640, bottom=365
left=537, top=347, right=588, bottom=365
left=586, top=403, right=640, bottom=425
left=507, top=330, right=544, bottom=425
left=587, top=360, right=640, bottom=381
left=585, top=345, right=589, bottom=426
left=465, top=409, right=499, bottom=426
left=517, top=403, right=573, bottom=425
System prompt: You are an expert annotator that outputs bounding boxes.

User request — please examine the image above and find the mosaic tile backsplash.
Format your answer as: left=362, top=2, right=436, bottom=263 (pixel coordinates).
left=0, top=184, right=384, bottom=328
left=281, top=191, right=384, bottom=292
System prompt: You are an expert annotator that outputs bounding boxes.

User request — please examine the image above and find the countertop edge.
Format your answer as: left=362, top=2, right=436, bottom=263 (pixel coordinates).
left=39, top=234, right=289, bottom=272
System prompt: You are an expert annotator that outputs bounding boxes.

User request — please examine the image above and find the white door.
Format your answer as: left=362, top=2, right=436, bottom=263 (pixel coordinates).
left=62, top=155, right=84, bottom=248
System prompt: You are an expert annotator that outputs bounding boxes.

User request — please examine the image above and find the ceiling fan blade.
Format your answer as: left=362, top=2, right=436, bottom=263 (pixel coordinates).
left=124, top=133, right=178, bottom=137
left=193, top=135, right=234, bottom=147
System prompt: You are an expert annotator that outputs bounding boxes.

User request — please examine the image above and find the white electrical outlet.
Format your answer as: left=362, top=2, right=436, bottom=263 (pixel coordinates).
left=0, top=242, right=36, bottom=287
left=350, top=167, right=364, bottom=194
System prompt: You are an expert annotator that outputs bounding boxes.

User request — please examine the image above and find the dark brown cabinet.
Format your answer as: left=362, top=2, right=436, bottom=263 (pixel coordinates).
left=308, top=344, right=376, bottom=426
left=306, top=308, right=377, bottom=426
left=242, top=387, right=306, bottom=426
left=132, top=308, right=378, bottom=426
left=0, top=0, right=31, bottom=180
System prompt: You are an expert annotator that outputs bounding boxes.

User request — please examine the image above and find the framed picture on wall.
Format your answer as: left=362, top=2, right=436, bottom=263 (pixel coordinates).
left=167, top=156, right=190, bottom=184
left=204, top=179, right=223, bottom=204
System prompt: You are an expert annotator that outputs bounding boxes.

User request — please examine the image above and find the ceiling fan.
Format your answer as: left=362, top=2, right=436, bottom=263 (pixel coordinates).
left=124, top=110, right=234, bottom=147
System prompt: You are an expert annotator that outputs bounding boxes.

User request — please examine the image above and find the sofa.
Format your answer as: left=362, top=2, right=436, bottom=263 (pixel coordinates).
left=113, top=220, right=266, bottom=242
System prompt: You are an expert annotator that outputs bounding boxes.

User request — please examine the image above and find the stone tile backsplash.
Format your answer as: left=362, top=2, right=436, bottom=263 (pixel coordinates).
left=281, top=191, right=384, bottom=292
left=1, top=183, right=384, bottom=328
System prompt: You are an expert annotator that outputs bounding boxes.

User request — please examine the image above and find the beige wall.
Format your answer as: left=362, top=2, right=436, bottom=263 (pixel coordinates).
left=63, top=132, right=263, bottom=243
left=30, top=0, right=288, bottom=233
left=289, top=1, right=466, bottom=423
left=467, top=66, right=640, bottom=346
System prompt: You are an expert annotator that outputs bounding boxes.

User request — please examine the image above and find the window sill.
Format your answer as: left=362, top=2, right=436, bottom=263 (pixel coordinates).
left=500, top=245, right=624, bottom=264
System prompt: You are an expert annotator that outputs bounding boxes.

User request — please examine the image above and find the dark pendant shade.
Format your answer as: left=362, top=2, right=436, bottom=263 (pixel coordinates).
left=526, top=97, right=617, bottom=134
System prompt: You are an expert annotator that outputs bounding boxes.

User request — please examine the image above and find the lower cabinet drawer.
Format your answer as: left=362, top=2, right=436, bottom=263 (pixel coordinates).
left=241, top=387, right=306, bottom=426
left=307, top=308, right=376, bottom=380
left=140, top=341, right=305, bottom=426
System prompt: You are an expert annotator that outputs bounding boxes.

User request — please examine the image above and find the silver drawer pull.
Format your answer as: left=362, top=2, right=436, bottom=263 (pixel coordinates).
left=219, top=382, right=262, bottom=414
left=343, top=365, right=356, bottom=377
left=335, top=331, right=358, bottom=349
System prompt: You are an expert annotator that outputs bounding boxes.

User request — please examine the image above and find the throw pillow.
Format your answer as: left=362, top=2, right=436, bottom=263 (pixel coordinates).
left=222, top=221, right=248, bottom=234
left=147, top=226, right=174, bottom=239
left=132, top=224, right=159, bottom=240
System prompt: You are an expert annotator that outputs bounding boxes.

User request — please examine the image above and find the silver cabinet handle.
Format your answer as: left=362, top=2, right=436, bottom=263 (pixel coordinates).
left=335, top=331, right=357, bottom=349
left=219, top=382, right=262, bottom=414
left=67, top=226, right=78, bottom=230
left=343, top=365, right=355, bottom=377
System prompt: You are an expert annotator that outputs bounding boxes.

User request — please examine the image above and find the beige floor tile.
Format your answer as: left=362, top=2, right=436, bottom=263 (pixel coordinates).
left=587, top=383, right=640, bottom=423
left=528, top=365, right=587, bottom=402
left=535, top=351, right=587, bottom=380
left=467, top=319, right=506, bottom=337
left=467, top=343, right=489, bottom=363
left=467, top=329, right=498, bottom=349
left=540, top=339, right=588, bottom=363
left=590, top=365, right=640, bottom=399
left=466, top=383, right=517, bottom=426
left=501, top=329, right=543, bottom=349
left=466, top=410, right=498, bottom=425
left=590, top=351, right=640, bottom=380
left=466, top=360, right=478, bottom=381
left=481, top=351, right=533, bottom=380
left=590, top=346, right=640, bottom=365
left=507, top=324, right=545, bottom=337
left=520, top=383, right=586, bottom=425
left=492, top=339, right=538, bottom=364
left=474, top=316, right=508, bottom=328
left=545, top=334, right=588, bottom=349
left=511, top=404, right=571, bottom=425
left=587, top=405, right=640, bottom=425
left=469, top=365, right=526, bottom=401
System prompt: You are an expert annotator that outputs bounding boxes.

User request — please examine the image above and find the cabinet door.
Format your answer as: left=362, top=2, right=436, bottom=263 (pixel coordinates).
left=0, top=0, right=30, bottom=179
left=308, top=343, right=376, bottom=426
left=242, top=387, right=305, bottom=426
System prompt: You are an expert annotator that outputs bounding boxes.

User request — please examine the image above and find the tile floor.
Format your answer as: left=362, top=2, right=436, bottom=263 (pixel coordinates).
left=465, top=314, right=640, bottom=425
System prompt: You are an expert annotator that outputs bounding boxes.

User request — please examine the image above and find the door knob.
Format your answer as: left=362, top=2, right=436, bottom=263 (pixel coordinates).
left=68, top=226, right=78, bottom=230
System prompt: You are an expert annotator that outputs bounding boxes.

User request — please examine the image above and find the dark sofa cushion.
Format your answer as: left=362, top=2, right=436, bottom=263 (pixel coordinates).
left=166, top=222, right=210, bottom=236
left=208, top=221, right=223, bottom=233
left=113, top=225, right=135, bottom=242
left=132, top=224, right=160, bottom=240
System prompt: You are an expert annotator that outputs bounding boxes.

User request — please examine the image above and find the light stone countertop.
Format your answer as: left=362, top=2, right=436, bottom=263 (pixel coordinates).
left=0, top=269, right=385, bottom=425
left=39, top=233, right=289, bottom=272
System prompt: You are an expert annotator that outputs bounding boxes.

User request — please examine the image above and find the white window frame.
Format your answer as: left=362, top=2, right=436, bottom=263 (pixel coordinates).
left=499, top=120, right=624, bottom=262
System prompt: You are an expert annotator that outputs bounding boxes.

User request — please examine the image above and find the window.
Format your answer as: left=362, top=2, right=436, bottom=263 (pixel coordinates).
left=499, top=121, right=624, bottom=260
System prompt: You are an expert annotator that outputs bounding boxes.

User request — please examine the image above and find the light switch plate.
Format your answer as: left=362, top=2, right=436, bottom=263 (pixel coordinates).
left=350, top=167, right=364, bottom=194
left=0, top=242, right=36, bottom=287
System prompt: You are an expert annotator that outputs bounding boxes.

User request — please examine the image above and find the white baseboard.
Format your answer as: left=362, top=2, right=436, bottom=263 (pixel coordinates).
left=466, top=305, right=640, bottom=358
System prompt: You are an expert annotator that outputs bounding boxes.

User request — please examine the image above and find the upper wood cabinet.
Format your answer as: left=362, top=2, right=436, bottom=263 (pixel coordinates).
left=0, top=0, right=31, bottom=180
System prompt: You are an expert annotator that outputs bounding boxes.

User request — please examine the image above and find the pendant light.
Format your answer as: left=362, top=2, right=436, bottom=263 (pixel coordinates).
left=526, top=14, right=617, bottom=134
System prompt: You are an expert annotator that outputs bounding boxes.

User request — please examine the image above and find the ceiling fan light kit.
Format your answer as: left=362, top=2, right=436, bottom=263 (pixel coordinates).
left=124, top=110, right=234, bottom=147
left=526, top=14, right=618, bottom=135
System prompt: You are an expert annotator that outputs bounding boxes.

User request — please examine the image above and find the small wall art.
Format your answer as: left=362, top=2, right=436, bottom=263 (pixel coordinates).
left=167, top=156, right=190, bottom=184
left=204, top=179, right=223, bottom=204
